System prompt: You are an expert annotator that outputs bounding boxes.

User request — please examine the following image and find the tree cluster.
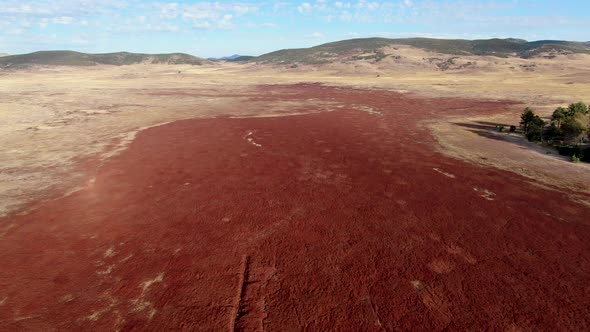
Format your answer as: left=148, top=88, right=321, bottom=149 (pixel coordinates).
left=519, top=102, right=589, bottom=162
left=521, top=102, right=589, bottom=144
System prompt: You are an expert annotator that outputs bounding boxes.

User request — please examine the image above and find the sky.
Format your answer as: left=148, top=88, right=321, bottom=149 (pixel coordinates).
left=0, top=0, right=588, bottom=58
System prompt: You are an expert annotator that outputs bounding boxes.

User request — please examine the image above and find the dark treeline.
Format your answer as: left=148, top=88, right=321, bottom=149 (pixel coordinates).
left=519, top=102, right=589, bottom=162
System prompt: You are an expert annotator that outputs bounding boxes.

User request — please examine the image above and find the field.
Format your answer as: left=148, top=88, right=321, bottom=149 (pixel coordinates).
left=1, top=53, right=590, bottom=330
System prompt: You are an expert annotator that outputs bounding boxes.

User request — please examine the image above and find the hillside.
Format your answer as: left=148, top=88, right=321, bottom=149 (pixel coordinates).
left=0, top=51, right=208, bottom=68
left=253, top=38, right=590, bottom=64
left=208, top=54, right=253, bottom=61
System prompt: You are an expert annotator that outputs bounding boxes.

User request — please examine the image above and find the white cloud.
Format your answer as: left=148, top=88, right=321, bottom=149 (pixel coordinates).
left=296, top=1, right=387, bottom=21
left=297, top=3, right=313, bottom=14
left=158, top=2, right=179, bottom=19
left=0, top=0, right=127, bottom=16
left=230, top=4, right=258, bottom=15
left=219, top=14, right=234, bottom=29
left=309, top=32, right=325, bottom=38
left=297, top=1, right=329, bottom=14
left=354, top=1, right=381, bottom=10
left=245, top=22, right=278, bottom=28
left=0, top=3, right=52, bottom=15
left=180, top=2, right=257, bottom=30
left=193, top=21, right=213, bottom=29
left=52, top=16, right=74, bottom=25
left=7, top=28, right=25, bottom=35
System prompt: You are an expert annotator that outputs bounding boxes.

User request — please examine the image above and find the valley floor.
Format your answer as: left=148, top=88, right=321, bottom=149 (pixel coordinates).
left=0, top=63, right=589, bottom=330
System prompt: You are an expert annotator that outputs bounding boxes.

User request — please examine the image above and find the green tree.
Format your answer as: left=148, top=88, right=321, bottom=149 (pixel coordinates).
left=566, top=102, right=588, bottom=117
left=520, top=107, right=536, bottom=133
left=525, top=115, right=545, bottom=141
left=551, top=107, right=567, bottom=129
left=561, top=112, right=589, bottom=145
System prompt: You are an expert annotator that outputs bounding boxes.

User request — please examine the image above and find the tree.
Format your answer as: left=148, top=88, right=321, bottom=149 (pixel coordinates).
left=520, top=107, right=536, bottom=133
left=566, top=102, right=588, bottom=117
left=561, top=112, right=589, bottom=145
left=551, top=107, right=567, bottom=129
left=526, top=115, right=545, bottom=141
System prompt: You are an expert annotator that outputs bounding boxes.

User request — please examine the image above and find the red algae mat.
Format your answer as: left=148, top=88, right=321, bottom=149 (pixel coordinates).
left=1, top=84, right=590, bottom=331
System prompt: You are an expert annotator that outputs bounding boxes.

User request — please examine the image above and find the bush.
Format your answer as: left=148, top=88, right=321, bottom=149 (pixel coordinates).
left=572, top=155, right=581, bottom=163
left=557, top=145, right=581, bottom=156
left=557, top=145, right=590, bottom=162
left=526, top=129, right=543, bottom=142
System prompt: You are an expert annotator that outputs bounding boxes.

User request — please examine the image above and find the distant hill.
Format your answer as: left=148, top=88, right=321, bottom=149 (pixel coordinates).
left=227, top=55, right=254, bottom=62
left=0, top=53, right=8, bottom=57
left=252, top=38, right=590, bottom=64
left=0, top=51, right=209, bottom=68
left=208, top=54, right=254, bottom=62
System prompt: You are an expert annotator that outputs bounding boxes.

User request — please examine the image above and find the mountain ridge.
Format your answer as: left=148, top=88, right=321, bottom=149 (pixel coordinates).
left=0, top=50, right=208, bottom=68
left=3, top=38, right=590, bottom=68
left=251, top=37, right=590, bottom=64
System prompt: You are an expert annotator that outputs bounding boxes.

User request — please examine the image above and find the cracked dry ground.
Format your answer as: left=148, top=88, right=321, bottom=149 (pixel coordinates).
left=1, top=84, right=590, bottom=331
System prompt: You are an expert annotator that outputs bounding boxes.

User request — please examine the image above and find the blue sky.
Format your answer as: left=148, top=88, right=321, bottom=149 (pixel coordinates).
left=0, top=0, right=588, bottom=57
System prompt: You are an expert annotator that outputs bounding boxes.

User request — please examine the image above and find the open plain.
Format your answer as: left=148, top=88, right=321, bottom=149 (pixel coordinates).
left=1, top=49, right=590, bottom=330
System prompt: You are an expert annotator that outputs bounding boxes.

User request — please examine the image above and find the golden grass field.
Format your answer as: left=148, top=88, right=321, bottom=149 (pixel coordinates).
left=1, top=46, right=590, bottom=217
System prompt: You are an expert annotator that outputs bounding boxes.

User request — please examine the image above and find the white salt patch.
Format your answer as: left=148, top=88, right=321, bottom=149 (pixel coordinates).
left=433, top=167, right=456, bottom=178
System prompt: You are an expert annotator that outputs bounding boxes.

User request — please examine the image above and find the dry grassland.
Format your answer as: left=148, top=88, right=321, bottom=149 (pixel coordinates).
left=1, top=48, right=589, bottom=215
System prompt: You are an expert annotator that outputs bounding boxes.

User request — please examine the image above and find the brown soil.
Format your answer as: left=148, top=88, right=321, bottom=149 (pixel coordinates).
left=1, top=84, right=589, bottom=331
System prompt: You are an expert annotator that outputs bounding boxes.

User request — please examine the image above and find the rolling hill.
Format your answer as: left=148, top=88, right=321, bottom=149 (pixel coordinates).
left=0, top=51, right=208, bottom=68
left=252, top=38, right=590, bottom=64
left=3, top=38, right=589, bottom=69
left=207, top=54, right=254, bottom=61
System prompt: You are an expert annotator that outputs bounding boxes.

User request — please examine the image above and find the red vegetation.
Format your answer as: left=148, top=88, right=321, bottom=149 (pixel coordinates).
left=1, top=84, right=589, bottom=331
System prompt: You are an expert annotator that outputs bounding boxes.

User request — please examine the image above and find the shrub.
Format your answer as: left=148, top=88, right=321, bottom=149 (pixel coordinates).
left=557, top=146, right=590, bottom=162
